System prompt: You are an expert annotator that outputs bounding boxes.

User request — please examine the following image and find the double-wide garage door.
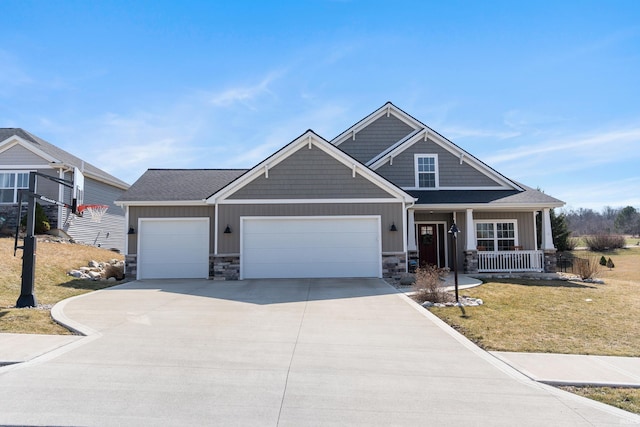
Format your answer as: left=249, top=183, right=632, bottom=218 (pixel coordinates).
left=138, top=218, right=209, bottom=280
left=241, top=216, right=381, bottom=279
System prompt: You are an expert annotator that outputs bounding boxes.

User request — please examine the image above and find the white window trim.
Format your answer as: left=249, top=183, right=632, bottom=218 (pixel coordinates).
left=474, top=219, right=519, bottom=251
left=0, top=170, right=31, bottom=204
left=414, top=154, right=439, bottom=189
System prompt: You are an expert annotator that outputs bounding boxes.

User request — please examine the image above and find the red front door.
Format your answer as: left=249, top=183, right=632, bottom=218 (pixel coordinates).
left=418, top=224, right=446, bottom=268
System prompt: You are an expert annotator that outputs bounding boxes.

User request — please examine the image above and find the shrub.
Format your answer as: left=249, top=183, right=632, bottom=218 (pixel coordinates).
left=599, top=256, right=607, bottom=266
left=20, top=202, right=51, bottom=234
left=565, top=237, right=578, bottom=251
left=411, top=265, right=454, bottom=304
left=606, top=258, right=615, bottom=269
left=573, top=255, right=601, bottom=280
left=583, top=234, right=625, bottom=251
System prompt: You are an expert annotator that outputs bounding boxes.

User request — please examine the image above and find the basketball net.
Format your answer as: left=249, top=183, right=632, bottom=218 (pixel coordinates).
left=77, top=204, right=109, bottom=223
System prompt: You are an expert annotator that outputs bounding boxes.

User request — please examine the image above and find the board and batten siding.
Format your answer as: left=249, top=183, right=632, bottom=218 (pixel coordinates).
left=0, top=143, right=50, bottom=165
left=228, top=145, right=395, bottom=200
left=376, top=138, right=501, bottom=188
left=127, top=205, right=215, bottom=254
left=338, top=114, right=416, bottom=163
left=217, top=203, right=404, bottom=254
left=63, top=178, right=127, bottom=253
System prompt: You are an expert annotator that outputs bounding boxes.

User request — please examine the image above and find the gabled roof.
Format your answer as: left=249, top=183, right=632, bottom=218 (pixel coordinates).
left=332, top=103, right=523, bottom=191
left=331, top=102, right=424, bottom=147
left=117, top=169, right=248, bottom=204
left=207, top=129, right=415, bottom=204
left=0, top=128, right=130, bottom=189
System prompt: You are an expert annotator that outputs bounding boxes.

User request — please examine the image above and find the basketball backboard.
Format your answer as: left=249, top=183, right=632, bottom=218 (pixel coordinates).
left=73, top=166, right=84, bottom=213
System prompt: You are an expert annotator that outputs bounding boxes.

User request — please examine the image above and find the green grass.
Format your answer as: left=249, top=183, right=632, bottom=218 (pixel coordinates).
left=0, top=236, right=124, bottom=334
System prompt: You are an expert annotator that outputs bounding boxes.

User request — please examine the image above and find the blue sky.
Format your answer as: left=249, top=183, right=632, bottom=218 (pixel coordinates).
left=1, top=0, right=639, bottom=211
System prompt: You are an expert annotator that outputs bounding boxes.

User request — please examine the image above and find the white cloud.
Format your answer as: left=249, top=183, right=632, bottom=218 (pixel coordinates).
left=209, top=71, right=284, bottom=107
left=485, top=127, right=640, bottom=165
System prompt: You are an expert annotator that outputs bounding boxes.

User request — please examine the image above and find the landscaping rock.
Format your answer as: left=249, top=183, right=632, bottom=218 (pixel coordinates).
left=68, top=259, right=124, bottom=281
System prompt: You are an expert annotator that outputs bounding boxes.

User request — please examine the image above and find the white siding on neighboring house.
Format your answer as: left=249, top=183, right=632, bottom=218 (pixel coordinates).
left=63, top=177, right=126, bottom=253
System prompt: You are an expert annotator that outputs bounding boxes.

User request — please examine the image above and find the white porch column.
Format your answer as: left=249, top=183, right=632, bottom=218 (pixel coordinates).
left=541, top=208, right=555, bottom=250
left=465, top=208, right=475, bottom=251
left=407, top=208, right=416, bottom=251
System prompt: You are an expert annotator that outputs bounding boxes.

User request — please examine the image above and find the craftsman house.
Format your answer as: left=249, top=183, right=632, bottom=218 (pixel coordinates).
left=117, top=103, right=564, bottom=280
left=0, top=129, right=130, bottom=252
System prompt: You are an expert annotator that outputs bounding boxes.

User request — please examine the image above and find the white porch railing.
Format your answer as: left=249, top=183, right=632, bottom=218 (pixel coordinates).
left=478, top=250, right=544, bottom=273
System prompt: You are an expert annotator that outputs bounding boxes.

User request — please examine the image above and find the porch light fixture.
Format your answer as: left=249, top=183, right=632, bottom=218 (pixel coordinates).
left=128, top=227, right=136, bottom=235
left=448, top=223, right=460, bottom=302
left=390, top=222, right=398, bottom=232
left=224, top=225, right=232, bottom=234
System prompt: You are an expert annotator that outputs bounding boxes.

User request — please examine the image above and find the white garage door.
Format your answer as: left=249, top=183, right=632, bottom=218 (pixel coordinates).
left=138, top=218, right=209, bottom=279
left=241, top=216, right=381, bottom=279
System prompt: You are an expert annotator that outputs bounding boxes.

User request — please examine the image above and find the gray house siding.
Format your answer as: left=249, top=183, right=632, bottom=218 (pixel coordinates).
left=63, top=178, right=127, bottom=253
left=217, top=203, right=404, bottom=254
left=228, top=145, right=395, bottom=200
left=338, top=114, right=416, bottom=163
left=0, top=144, right=49, bottom=165
left=376, top=138, right=502, bottom=188
left=127, top=205, right=215, bottom=254
left=472, top=211, right=536, bottom=250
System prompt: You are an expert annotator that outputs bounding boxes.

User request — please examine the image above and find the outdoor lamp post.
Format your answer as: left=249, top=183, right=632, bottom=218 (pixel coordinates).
left=448, top=223, right=460, bottom=302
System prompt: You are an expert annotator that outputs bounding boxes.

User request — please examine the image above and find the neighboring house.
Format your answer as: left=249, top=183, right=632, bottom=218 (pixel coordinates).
left=0, top=129, right=130, bottom=253
left=117, top=102, right=564, bottom=280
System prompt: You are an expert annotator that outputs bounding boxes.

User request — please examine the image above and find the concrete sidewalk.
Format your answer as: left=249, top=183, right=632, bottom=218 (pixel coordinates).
left=0, top=333, right=82, bottom=365
left=492, top=352, right=640, bottom=388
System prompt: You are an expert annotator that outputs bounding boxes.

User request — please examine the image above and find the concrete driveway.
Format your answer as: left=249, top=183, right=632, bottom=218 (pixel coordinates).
left=0, top=278, right=637, bottom=426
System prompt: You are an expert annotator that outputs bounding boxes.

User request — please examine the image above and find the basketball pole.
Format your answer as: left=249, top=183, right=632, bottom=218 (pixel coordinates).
left=16, top=172, right=38, bottom=308
left=15, top=171, right=77, bottom=308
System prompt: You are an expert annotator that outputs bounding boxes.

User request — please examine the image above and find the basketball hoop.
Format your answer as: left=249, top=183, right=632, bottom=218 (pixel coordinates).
left=77, top=204, right=109, bottom=223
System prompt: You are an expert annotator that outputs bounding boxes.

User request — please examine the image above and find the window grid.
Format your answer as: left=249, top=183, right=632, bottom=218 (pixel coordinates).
left=476, top=221, right=516, bottom=251
left=0, top=172, right=30, bottom=203
left=416, top=156, right=437, bottom=188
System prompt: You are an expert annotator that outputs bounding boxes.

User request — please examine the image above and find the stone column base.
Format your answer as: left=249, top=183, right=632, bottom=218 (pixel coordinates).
left=211, top=254, right=240, bottom=280
left=543, top=249, right=557, bottom=273
left=463, top=250, right=478, bottom=274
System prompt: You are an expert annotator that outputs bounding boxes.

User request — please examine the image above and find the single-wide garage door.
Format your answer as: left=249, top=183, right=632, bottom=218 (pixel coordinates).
left=241, top=216, right=381, bottom=279
left=138, top=218, right=209, bottom=279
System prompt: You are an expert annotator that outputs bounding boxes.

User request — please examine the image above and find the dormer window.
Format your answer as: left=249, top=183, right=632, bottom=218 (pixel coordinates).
left=415, top=154, right=438, bottom=188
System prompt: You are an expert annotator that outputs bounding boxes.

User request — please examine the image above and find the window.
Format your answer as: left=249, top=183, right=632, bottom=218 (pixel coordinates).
left=476, top=221, right=517, bottom=251
left=415, top=154, right=438, bottom=188
left=0, top=172, right=29, bottom=203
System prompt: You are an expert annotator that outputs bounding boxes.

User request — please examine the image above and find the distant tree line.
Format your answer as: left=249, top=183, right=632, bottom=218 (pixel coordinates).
left=561, top=206, right=640, bottom=236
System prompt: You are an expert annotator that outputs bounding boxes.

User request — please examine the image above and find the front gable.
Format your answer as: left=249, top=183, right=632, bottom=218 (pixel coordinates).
left=331, top=102, right=422, bottom=164
left=369, top=129, right=522, bottom=191
left=0, top=136, right=58, bottom=167
left=208, top=131, right=414, bottom=204
left=227, top=144, right=395, bottom=200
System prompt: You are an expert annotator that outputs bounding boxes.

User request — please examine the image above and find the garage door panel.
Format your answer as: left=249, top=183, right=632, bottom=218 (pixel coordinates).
left=139, top=218, right=209, bottom=279
left=242, top=217, right=380, bottom=279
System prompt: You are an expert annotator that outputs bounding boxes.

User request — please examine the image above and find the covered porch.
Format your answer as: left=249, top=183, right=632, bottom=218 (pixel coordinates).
left=407, top=207, right=557, bottom=274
